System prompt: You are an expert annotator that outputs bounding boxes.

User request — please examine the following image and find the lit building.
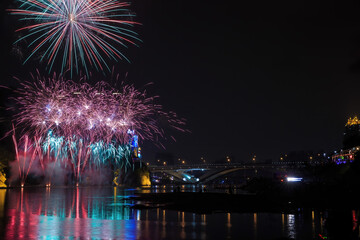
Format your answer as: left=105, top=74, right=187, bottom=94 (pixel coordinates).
left=343, top=116, right=360, bottom=150
left=331, top=117, right=360, bottom=164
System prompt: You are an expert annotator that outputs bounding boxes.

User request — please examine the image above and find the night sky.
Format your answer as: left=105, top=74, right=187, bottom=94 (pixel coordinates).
left=2, top=0, right=360, bottom=163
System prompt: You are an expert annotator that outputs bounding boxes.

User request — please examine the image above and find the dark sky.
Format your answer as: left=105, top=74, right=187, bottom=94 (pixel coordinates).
left=2, top=0, right=360, bottom=163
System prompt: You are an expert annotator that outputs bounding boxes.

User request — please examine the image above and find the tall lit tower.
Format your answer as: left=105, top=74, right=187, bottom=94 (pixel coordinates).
left=343, top=116, right=360, bottom=149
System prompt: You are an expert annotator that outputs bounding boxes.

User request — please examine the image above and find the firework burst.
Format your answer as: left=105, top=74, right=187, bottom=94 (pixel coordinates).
left=9, top=0, right=141, bottom=75
left=11, top=73, right=185, bottom=143
left=9, top=73, right=186, bottom=185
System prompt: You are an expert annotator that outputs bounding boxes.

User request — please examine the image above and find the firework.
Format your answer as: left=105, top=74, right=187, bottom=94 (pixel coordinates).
left=9, top=73, right=186, bottom=185
left=11, top=130, right=43, bottom=186
left=9, top=0, right=141, bottom=75
left=11, top=73, right=185, bottom=143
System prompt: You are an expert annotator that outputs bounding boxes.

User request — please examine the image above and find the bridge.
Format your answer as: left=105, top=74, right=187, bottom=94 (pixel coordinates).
left=148, top=162, right=306, bottom=183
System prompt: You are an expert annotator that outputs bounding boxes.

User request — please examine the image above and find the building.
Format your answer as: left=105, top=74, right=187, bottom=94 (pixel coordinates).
left=331, top=117, right=360, bottom=164
left=343, top=116, right=360, bottom=150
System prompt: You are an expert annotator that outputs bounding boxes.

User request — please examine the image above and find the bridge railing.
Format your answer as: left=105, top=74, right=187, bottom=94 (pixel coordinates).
left=148, top=161, right=307, bottom=171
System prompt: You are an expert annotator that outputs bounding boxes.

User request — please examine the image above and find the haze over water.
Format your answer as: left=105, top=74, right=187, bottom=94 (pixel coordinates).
left=0, top=186, right=357, bottom=239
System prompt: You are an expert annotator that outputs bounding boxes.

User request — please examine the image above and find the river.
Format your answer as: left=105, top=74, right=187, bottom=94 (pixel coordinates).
left=0, top=186, right=358, bottom=239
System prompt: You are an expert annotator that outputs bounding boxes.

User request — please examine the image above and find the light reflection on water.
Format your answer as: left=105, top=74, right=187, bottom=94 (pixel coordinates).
left=0, top=187, right=358, bottom=239
left=0, top=189, right=5, bottom=218
left=287, top=214, right=296, bottom=239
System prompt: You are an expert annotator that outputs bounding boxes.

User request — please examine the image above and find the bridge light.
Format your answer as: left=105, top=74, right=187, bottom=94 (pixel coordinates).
left=183, top=178, right=187, bottom=182
left=182, top=160, right=185, bottom=164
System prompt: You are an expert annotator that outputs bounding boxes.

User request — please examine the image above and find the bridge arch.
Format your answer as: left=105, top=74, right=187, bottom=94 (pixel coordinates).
left=199, top=168, right=244, bottom=183
left=150, top=167, right=247, bottom=183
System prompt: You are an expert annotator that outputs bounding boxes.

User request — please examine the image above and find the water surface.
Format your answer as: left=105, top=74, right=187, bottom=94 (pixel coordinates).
left=0, top=187, right=358, bottom=239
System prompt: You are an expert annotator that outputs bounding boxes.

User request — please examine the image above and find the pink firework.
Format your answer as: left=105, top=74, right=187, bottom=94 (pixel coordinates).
left=11, top=73, right=186, bottom=143
left=8, top=73, right=186, bottom=185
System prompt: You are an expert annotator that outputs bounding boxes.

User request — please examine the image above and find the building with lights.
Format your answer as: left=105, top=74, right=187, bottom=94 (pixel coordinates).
left=343, top=116, right=360, bottom=150
left=331, top=117, right=360, bottom=164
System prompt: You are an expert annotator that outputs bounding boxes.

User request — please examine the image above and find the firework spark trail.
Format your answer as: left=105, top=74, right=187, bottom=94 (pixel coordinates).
left=12, top=127, right=42, bottom=186
left=9, top=0, right=141, bottom=76
left=9, top=73, right=186, bottom=185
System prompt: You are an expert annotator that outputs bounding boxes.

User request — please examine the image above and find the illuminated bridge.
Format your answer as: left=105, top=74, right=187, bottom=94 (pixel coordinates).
left=148, top=162, right=306, bottom=183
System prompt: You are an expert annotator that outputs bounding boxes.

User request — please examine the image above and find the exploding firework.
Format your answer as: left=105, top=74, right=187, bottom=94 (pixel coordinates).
left=9, top=0, right=141, bottom=75
left=9, top=73, right=186, bottom=185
